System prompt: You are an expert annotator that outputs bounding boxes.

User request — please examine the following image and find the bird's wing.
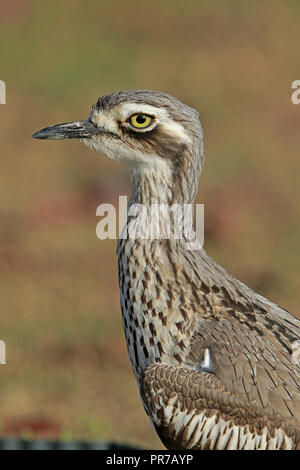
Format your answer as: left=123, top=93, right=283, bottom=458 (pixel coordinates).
left=176, top=247, right=300, bottom=426
left=186, top=318, right=300, bottom=428
left=140, top=295, right=300, bottom=449
left=140, top=361, right=300, bottom=450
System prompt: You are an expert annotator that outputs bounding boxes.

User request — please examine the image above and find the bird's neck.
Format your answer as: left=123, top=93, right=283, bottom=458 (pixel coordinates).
left=118, top=163, right=199, bottom=248
left=129, top=162, right=198, bottom=205
left=129, top=165, right=173, bottom=206
left=117, top=163, right=201, bottom=378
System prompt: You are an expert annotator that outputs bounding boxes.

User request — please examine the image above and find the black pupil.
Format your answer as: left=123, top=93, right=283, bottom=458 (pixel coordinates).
left=136, top=115, right=147, bottom=124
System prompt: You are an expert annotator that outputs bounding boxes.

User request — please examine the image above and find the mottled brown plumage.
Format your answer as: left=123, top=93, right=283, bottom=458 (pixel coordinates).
left=33, top=90, right=300, bottom=450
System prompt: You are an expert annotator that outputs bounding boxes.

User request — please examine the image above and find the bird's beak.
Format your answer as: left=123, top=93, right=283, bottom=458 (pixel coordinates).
left=32, top=120, right=100, bottom=140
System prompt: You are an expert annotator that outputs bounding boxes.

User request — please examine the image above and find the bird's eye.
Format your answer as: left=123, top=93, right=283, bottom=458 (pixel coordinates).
left=129, top=114, right=154, bottom=129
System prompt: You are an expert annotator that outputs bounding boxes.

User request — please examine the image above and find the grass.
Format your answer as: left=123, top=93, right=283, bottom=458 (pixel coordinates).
left=0, top=0, right=299, bottom=449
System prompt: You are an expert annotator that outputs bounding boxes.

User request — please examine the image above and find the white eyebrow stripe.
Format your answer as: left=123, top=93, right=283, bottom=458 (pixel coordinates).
left=120, top=102, right=168, bottom=119
left=120, top=102, right=192, bottom=144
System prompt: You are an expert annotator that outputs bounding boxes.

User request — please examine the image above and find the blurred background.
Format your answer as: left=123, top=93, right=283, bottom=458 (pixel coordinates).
left=0, top=0, right=299, bottom=450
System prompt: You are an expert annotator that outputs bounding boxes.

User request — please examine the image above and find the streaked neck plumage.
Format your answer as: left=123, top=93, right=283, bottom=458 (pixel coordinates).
left=117, top=152, right=202, bottom=379
left=128, top=141, right=202, bottom=203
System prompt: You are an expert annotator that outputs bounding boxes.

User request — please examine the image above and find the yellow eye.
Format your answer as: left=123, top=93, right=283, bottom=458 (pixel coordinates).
left=129, top=114, right=154, bottom=129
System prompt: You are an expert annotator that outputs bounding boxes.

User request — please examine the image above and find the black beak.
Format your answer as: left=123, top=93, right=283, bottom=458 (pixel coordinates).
left=32, top=120, right=100, bottom=140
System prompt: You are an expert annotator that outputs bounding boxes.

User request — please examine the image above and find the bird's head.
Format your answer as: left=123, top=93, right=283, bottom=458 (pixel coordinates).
left=33, top=90, right=204, bottom=202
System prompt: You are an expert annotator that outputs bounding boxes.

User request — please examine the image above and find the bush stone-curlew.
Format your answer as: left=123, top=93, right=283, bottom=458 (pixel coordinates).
left=33, top=90, right=300, bottom=450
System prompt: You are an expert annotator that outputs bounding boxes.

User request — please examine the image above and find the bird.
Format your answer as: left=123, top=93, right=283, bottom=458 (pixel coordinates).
left=33, top=89, right=300, bottom=450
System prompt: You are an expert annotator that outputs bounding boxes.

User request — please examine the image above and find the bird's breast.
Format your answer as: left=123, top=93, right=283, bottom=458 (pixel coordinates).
left=117, top=238, right=196, bottom=379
